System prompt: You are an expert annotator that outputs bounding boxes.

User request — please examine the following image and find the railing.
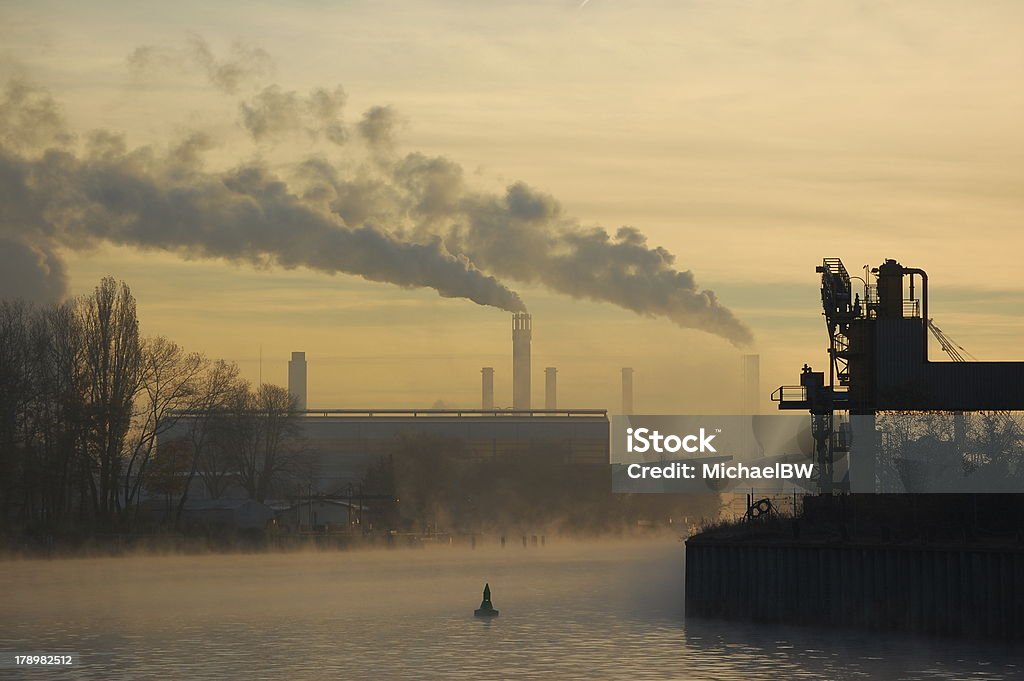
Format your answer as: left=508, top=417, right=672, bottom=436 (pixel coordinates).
left=903, top=299, right=921, bottom=318
left=169, top=408, right=608, bottom=418
left=299, top=408, right=608, bottom=418
left=772, top=386, right=808, bottom=403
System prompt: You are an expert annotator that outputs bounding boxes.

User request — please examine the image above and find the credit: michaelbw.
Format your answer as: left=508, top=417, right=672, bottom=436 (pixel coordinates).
left=626, top=461, right=815, bottom=481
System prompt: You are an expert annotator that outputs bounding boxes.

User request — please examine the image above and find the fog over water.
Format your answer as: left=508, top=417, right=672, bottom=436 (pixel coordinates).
left=2, top=540, right=1022, bottom=680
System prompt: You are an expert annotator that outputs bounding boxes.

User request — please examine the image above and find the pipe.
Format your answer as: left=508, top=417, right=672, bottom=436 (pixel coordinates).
left=903, top=267, right=928, bottom=360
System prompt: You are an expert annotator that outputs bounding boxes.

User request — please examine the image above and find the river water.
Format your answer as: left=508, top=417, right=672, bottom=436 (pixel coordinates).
left=2, top=539, right=1022, bottom=680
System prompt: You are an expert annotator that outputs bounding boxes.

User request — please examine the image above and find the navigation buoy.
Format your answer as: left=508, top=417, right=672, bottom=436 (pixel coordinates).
left=474, top=583, right=499, bottom=617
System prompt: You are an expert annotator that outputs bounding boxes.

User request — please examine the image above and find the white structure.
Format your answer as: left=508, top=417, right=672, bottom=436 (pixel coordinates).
left=621, top=368, right=634, bottom=415
left=545, top=367, right=557, bottom=410
left=512, top=313, right=532, bottom=409
left=481, top=367, right=495, bottom=410
left=288, top=351, right=307, bottom=410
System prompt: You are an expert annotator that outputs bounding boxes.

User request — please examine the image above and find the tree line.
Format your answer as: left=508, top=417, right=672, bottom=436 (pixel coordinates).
left=0, top=277, right=306, bottom=538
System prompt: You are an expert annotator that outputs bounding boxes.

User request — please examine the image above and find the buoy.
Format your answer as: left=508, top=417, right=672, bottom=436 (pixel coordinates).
left=474, top=583, right=499, bottom=617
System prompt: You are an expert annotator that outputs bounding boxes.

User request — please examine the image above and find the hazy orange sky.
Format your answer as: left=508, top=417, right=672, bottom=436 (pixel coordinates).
left=2, top=0, right=1023, bottom=412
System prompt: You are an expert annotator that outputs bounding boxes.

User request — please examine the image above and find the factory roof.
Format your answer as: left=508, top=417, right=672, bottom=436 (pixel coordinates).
left=171, top=408, right=607, bottom=418
left=298, top=409, right=607, bottom=418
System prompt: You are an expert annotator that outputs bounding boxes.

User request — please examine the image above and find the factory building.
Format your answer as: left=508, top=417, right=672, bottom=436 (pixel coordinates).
left=301, top=409, right=609, bottom=491
left=162, top=408, right=609, bottom=497
left=164, top=315, right=610, bottom=498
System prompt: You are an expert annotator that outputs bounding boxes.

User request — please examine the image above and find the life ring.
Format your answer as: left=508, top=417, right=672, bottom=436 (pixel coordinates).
left=748, top=498, right=773, bottom=518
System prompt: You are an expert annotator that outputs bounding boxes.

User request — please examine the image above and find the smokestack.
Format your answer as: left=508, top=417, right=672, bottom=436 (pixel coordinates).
left=742, top=354, right=760, bottom=415
left=621, top=367, right=634, bottom=415
left=288, top=351, right=307, bottom=410
left=481, top=367, right=495, bottom=410
left=545, top=367, right=557, bottom=410
left=512, top=312, right=532, bottom=410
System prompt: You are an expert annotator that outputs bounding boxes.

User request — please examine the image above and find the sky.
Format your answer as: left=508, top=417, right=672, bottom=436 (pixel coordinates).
left=2, top=0, right=1023, bottom=412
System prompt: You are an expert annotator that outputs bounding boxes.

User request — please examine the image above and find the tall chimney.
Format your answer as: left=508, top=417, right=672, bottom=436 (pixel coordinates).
left=545, top=367, right=557, bottom=410
left=621, top=367, right=634, bottom=415
left=512, top=312, right=532, bottom=410
left=481, top=367, right=495, bottom=410
left=288, top=351, right=307, bottom=410
left=741, top=354, right=760, bottom=415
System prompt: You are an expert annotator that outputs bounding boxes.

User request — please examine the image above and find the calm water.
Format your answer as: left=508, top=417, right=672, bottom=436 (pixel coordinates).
left=2, top=539, right=1022, bottom=680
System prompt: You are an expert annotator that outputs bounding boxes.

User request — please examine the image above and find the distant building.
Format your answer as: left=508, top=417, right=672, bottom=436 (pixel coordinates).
left=288, top=352, right=307, bottom=410
left=301, top=409, right=609, bottom=491
left=545, top=367, right=557, bottom=410
left=621, top=368, right=634, bottom=415
left=163, top=409, right=609, bottom=494
left=481, top=367, right=495, bottom=409
left=275, top=498, right=369, bottom=532
left=179, top=499, right=274, bottom=531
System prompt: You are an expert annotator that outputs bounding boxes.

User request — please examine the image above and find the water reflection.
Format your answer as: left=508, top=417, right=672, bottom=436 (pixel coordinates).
left=1, top=541, right=1021, bottom=680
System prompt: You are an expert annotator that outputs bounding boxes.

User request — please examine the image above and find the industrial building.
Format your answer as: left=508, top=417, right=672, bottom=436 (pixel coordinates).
left=689, top=256, right=1024, bottom=640
left=163, top=408, right=609, bottom=498
left=300, top=408, right=609, bottom=492
left=774, top=257, right=1024, bottom=492
left=164, top=312, right=612, bottom=499
left=275, top=497, right=370, bottom=532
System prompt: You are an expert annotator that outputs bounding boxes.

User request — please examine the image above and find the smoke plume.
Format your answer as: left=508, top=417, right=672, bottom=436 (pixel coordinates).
left=456, top=185, right=752, bottom=345
left=0, top=236, right=68, bottom=304
left=240, top=85, right=348, bottom=145
left=357, top=105, right=401, bottom=150
left=0, top=57, right=751, bottom=345
left=0, top=79, right=524, bottom=312
left=126, top=36, right=272, bottom=94
left=302, top=152, right=754, bottom=346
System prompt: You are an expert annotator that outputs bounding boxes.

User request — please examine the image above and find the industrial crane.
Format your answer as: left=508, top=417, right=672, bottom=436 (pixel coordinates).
left=774, top=258, right=1024, bottom=494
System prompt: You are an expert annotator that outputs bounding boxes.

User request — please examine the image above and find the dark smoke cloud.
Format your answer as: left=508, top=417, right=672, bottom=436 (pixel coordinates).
left=0, top=236, right=68, bottom=304
left=239, top=85, right=348, bottom=145
left=126, top=35, right=272, bottom=94
left=357, top=105, right=400, bottom=150
left=0, top=80, right=524, bottom=311
left=0, top=77, right=74, bottom=152
left=0, top=142, right=525, bottom=312
left=1, top=65, right=750, bottom=345
left=306, top=151, right=754, bottom=346
left=454, top=185, right=753, bottom=346
left=0, top=78, right=72, bottom=301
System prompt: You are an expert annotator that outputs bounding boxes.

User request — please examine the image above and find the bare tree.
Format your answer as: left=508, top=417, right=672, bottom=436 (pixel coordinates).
left=25, top=301, right=85, bottom=527
left=230, top=383, right=301, bottom=503
left=120, top=336, right=209, bottom=524
left=0, top=301, right=32, bottom=525
left=79, top=277, right=142, bottom=525
left=172, top=360, right=241, bottom=520
left=0, top=276, right=260, bottom=538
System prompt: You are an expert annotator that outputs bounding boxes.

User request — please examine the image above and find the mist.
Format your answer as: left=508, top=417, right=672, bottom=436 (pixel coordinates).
left=3, top=539, right=1003, bottom=680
